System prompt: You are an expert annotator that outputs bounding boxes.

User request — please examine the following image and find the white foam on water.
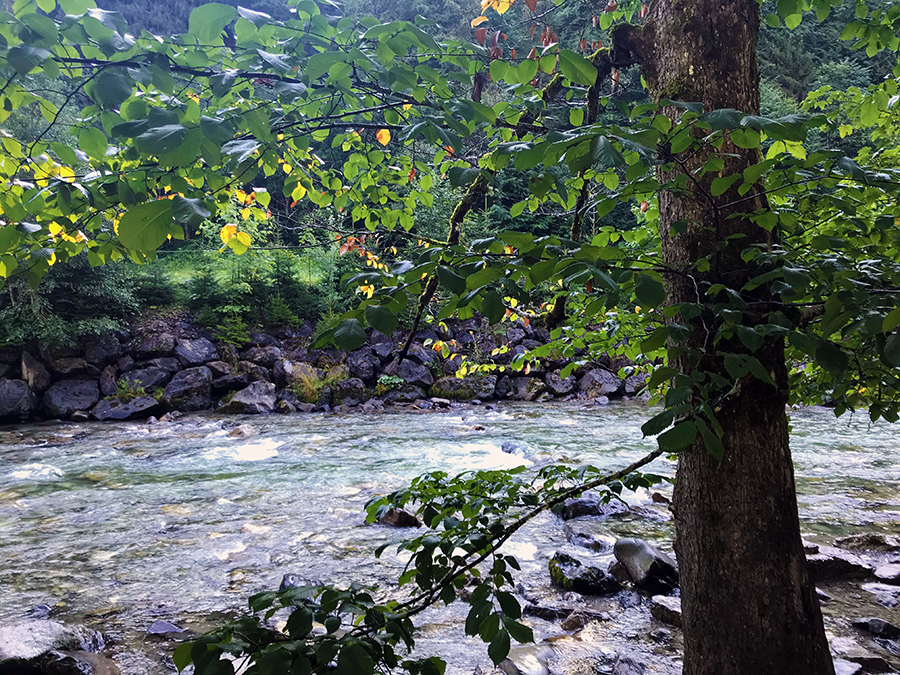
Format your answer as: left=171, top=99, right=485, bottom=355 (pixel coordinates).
left=449, top=442, right=533, bottom=471
left=203, top=439, right=283, bottom=462
left=8, top=463, right=64, bottom=481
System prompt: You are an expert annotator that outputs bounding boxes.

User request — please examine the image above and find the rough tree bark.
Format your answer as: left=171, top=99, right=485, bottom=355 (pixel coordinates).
left=639, top=1, right=835, bottom=673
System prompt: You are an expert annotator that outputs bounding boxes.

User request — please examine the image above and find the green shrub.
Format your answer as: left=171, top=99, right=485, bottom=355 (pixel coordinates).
left=374, top=374, right=405, bottom=396
left=264, top=295, right=300, bottom=327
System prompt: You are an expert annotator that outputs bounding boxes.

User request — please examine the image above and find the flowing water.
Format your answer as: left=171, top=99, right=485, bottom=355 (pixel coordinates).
left=0, top=402, right=898, bottom=673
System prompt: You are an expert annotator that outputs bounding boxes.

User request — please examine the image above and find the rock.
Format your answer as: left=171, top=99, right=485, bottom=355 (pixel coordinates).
left=0, top=379, right=37, bottom=422
left=379, top=508, right=420, bottom=527
left=852, top=617, right=900, bottom=639
left=325, top=364, right=351, bottom=383
left=207, top=361, right=232, bottom=378
left=361, top=399, right=384, bottom=413
left=874, top=563, right=900, bottom=584
left=561, top=610, right=597, bottom=631
left=237, top=361, right=270, bottom=383
left=384, top=358, right=433, bottom=389
left=613, top=538, right=679, bottom=594
left=503, top=327, right=526, bottom=346
left=649, top=595, right=682, bottom=628
left=405, top=343, right=439, bottom=367
left=623, top=373, right=647, bottom=396
left=544, top=370, right=576, bottom=396
left=382, top=385, right=427, bottom=404
left=833, top=660, right=864, bottom=675
left=133, top=333, right=175, bottom=359
left=213, top=371, right=250, bottom=393
left=83, top=335, right=120, bottom=367
left=98, top=366, right=117, bottom=398
left=42, top=380, right=100, bottom=418
left=273, top=360, right=320, bottom=391
left=831, top=637, right=893, bottom=673
left=217, top=381, right=277, bottom=415
left=612, top=655, right=647, bottom=675
left=499, top=644, right=554, bottom=675
left=118, top=367, right=170, bottom=393
left=144, top=357, right=182, bottom=373
left=241, top=345, right=283, bottom=368
left=146, top=620, right=184, bottom=635
left=248, top=332, right=280, bottom=347
left=115, top=356, right=135, bottom=373
left=163, top=367, right=212, bottom=411
left=21, top=352, right=51, bottom=394
left=835, top=533, right=900, bottom=552
left=277, top=399, right=297, bottom=414
left=227, top=424, right=256, bottom=438
left=548, top=552, right=622, bottom=596
left=347, top=349, right=377, bottom=382
left=71, top=410, right=91, bottom=422
left=802, top=540, right=820, bottom=555
left=0, top=620, right=84, bottom=661
left=51, top=358, right=100, bottom=379
left=371, top=341, right=394, bottom=361
left=91, top=396, right=161, bottom=421
left=495, top=376, right=511, bottom=399
left=507, top=377, right=546, bottom=401
left=579, top=368, right=623, bottom=398
left=501, top=441, right=528, bottom=457
left=561, top=497, right=629, bottom=520
left=563, top=521, right=616, bottom=553
left=816, top=588, right=834, bottom=603
left=333, top=377, right=366, bottom=406
left=807, top=546, right=872, bottom=581
left=430, top=375, right=496, bottom=400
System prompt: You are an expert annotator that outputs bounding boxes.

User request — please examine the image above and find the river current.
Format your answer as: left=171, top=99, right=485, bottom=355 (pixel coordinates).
left=0, top=402, right=898, bottom=673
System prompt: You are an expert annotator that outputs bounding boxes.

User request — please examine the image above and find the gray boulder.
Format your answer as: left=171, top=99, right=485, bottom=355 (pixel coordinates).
left=560, top=496, right=629, bottom=520
left=0, top=379, right=37, bottom=422
left=237, top=360, right=270, bottom=383
left=21, top=352, right=51, bottom=394
left=874, top=563, right=900, bottom=584
left=118, top=367, right=170, bottom=392
left=563, top=520, right=617, bottom=553
left=213, top=372, right=250, bottom=393
left=372, top=341, right=394, bottom=361
left=499, top=644, right=554, bottom=675
left=835, top=532, right=900, bottom=552
left=334, top=377, right=366, bottom=406
left=508, top=377, right=546, bottom=401
left=163, top=367, right=212, bottom=411
left=217, top=381, right=277, bottom=415
left=83, top=334, right=120, bottom=367
left=133, top=333, right=175, bottom=359
left=273, top=360, right=320, bottom=390
left=379, top=508, right=420, bottom=527
left=0, top=620, right=82, bottom=661
left=405, top=343, right=439, bottom=367
left=42, top=380, right=100, bottom=418
left=384, top=358, right=433, bottom=389
left=175, top=338, right=219, bottom=366
left=382, top=385, right=427, bottom=404
left=649, top=595, right=682, bottom=627
left=98, top=365, right=117, bottom=398
left=347, top=349, right=377, bottom=382
left=807, top=545, right=872, bottom=581
left=52, top=358, right=100, bottom=379
left=548, top=551, right=622, bottom=596
left=852, top=616, right=900, bottom=639
left=545, top=370, right=576, bottom=396
left=613, top=538, right=679, bottom=594
left=579, top=368, right=623, bottom=398
left=144, top=357, right=182, bottom=373
left=91, top=396, right=161, bottom=421
left=624, top=373, right=647, bottom=396
left=241, top=345, right=282, bottom=368
left=430, top=375, right=496, bottom=400
left=115, top=355, right=135, bottom=373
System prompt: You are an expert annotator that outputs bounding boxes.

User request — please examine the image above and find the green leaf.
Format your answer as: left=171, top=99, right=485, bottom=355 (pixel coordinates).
left=634, top=274, right=666, bottom=308
left=815, top=338, right=848, bottom=377
left=286, top=608, right=313, bottom=638
left=136, top=124, right=187, bottom=155
left=173, top=643, right=193, bottom=672
left=488, top=628, right=510, bottom=665
left=188, top=3, right=237, bottom=43
left=592, top=136, right=626, bottom=168
left=117, top=200, right=174, bottom=253
left=640, top=326, right=668, bottom=353
left=335, top=643, right=373, bottom=674
left=657, top=421, right=697, bottom=452
left=882, top=309, right=900, bottom=333
left=7, top=46, right=50, bottom=75
left=447, top=167, right=481, bottom=187
left=885, top=334, right=900, bottom=367
left=437, top=266, right=466, bottom=295
left=237, top=6, right=270, bottom=25
left=172, top=196, right=210, bottom=226
left=710, top=174, right=741, bottom=197
left=695, top=418, right=725, bottom=460
left=558, top=49, right=597, bottom=86
left=78, top=127, right=108, bottom=160
left=482, top=289, right=504, bottom=324
left=366, top=304, right=399, bottom=335
left=93, top=70, right=132, bottom=108
left=641, top=409, right=675, bottom=437
left=502, top=616, right=533, bottom=644
left=334, top=318, right=367, bottom=351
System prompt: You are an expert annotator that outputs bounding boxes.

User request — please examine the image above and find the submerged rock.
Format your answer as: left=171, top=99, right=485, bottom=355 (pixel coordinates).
left=379, top=508, right=420, bottom=528
left=548, top=552, right=622, bottom=596
left=560, top=497, right=628, bottom=521
left=835, top=532, right=900, bottom=552
left=146, top=620, right=184, bottom=635
left=563, top=521, right=616, bottom=553
left=613, top=538, right=679, bottom=594
left=499, top=644, right=554, bottom=675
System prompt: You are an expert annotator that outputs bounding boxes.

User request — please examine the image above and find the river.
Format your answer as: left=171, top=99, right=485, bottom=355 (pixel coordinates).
left=0, top=402, right=898, bottom=673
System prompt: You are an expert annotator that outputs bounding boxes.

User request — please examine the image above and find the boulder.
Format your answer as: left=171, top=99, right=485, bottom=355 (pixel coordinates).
left=240, top=345, right=283, bottom=368
left=579, top=368, right=623, bottom=398
left=613, top=538, right=679, bottom=594
left=503, top=327, right=526, bottom=346
left=273, top=360, right=320, bottom=390
left=248, top=332, right=280, bottom=347
left=91, top=396, right=161, bottom=421
left=325, top=364, right=351, bottom=383
left=548, top=552, right=622, bottom=596
left=163, top=367, right=212, bottom=411
left=207, top=361, right=232, bottom=378
left=852, top=617, right=900, bottom=639
left=501, top=441, right=529, bottom=457
left=42, top=380, right=100, bottom=418
left=495, top=375, right=511, bottom=399
left=371, top=341, right=394, bottom=361
left=217, top=382, right=277, bottom=415
left=133, top=333, right=175, bottom=359
left=807, top=546, right=872, bottom=581
left=51, top=358, right=100, bottom=379
left=649, top=595, right=682, bottom=628
left=0, top=379, right=37, bottom=422
left=333, top=377, right=366, bottom=406
left=623, top=373, right=647, bottom=396
left=347, top=349, right=377, bottom=382
left=544, top=370, right=576, bottom=396
left=384, top=358, right=433, bottom=389
left=212, top=372, right=250, bottom=393
left=0, top=620, right=85, bottom=661
left=560, top=497, right=629, bottom=521
left=382, top=385, right=426, bottom=404
left=508, top=377, right=546, bottom=401
left=563, top=521, right=617, bottom=553
left=237, top=361, right=270, bottom=383
left=430, top=375, right=497, bottom=400
left=144, top=357, right=182, bottom=373
left=405, top=343, right=439, bottom=367
left=836, top=533, right=900, bottom=552
left=21, top=352, right=51, bottom=394
left=118, top=367, right=170, bottom=392
left=83, top=334, right=120, bottom=367
left=612, top=655, right=647, bottom=675
left=379, top=508, right=420, bottom=527
left=874, top=563, right=900, bottom=584
left=499, top=645, right=554, bottom=675
left=98, top=366, right=117, bottom=398
left=115, top=356, right=135, bottom=373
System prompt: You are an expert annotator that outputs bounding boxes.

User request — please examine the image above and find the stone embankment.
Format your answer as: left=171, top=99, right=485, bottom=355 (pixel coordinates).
left=0, top=315, right=647, bottom=423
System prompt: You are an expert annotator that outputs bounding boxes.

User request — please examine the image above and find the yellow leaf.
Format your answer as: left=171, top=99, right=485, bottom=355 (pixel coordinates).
left=282, top=163, right=293, bottom=175
left=235, top=231, right=251, bottom=247
left=292, top=185, right=307, bottom=200
left=49, top=222, right=62, bottom=236
left=240, top=207, right=251, bottom=220
left=471, top=15, right=488, bottom=26
left=403, top=103, right=412, bottom=111
left=376, top=129, right=391, bottom=146
left=229, top=231, right=252, bottom=255
left=220, top=224, right=237, bottom=244
left=492, top=0, right=513, bottom=14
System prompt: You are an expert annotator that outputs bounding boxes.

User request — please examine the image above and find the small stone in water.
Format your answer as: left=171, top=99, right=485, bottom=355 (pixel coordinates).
left=147, top=620, right=184, bottom=634
left=874, top=563, right=900, bottom=584
left=852, top=616, right=900, bottom=639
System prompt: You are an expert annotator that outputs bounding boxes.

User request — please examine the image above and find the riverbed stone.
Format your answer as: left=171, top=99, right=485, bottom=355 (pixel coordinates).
left=874, top=563, right=900, bottom=584
left=508, top=377, right=546, bottom=401
left=379, top=508, right=420, bottom=527
left=381, top=385, right=426, bottom=404
left=173, top=338, right=219, bottom=367
left=333, top=377, right=366, bottom=406
left=144, top=357, right=182, bottom=373
left=499, top=644, right=554, bottom=675
left=548, top=551, right=622, bottom=596
left=133, top=333, right=175, bottom=359
left=614, top=538, right=679, bottom=594
left=51, top=358, right=100, bottom=379
left=852, top=617, right=900, bottom=639
left=0, top=379, right=36, bottom=422
left=83, top=334, right=120, bottom=367
left=383, top=358, right=433, bottom=389
left=807, top=546, right=872, bottom=581
left=91, top=396, right=161, bottom=421
left=42, top=380, right=100, bottom=418
left=560, top=496, right=629, bottom=520
left=545, top=370, right=576, bottom=396
left=347, top=349, right=377, bottom=382
left=579, top=368, right=623, bottom=398
left=649, top=595, right=682, bottom=628
left=836, top=533, right=900, bottom=553
left=241, top=345, right=282, bottom=368
left=163, top=367, right=212, bottom=411
left=564, top=520, right=617, bottom=553
left=118, top=367, right=170, bottom=392
left=21, top=352, right=51, bottom=394
left=217, top=381, right=276, bottom=415
left=0, top=620, right=84, bottom=662
left=430, top=375, right=496, bottom=400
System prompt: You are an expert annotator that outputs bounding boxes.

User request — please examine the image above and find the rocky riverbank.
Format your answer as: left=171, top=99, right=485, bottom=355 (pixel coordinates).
left=0, top=314, right=646, bottom=424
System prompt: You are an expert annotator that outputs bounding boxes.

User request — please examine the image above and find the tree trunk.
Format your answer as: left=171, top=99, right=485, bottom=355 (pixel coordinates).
left=640, top=1, right=835, bottom=673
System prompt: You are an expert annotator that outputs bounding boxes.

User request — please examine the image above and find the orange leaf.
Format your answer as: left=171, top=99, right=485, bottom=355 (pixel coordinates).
left=592, top=14, right=598, bottom=27
left=604, top=0, right=618, bottom=11
left=529, top=24, right=535, bottom=38
left=522, top=316, right=530, bottom=328
left=376, top=129, right=391, bottom=146
left=524, top=0, right=536, bottom=10
left=475, top=27, right=488, bottom=44
left=408, top=168, right=416, bottom=182
left=527, top=47, right=537, bottom=59
left=500, top=32, right=507, bottom=41
left=510, top=48, right=517, bottom=60
left=471, top=15, right=488, bottom=27
left=580, top=38, right=587, bottom=52
left=640, top=201, right=649, bottom=212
